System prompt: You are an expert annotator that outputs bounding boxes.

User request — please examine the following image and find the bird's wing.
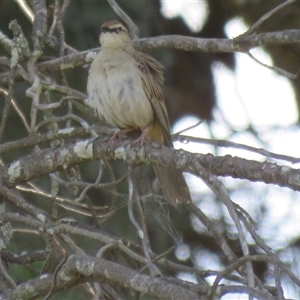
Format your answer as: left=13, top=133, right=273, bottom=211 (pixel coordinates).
left=134, top=51, right=171, bottom=139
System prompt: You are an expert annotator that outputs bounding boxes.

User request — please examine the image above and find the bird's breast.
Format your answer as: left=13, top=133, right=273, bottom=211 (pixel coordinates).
left=87, top=50, right=154, bottom=130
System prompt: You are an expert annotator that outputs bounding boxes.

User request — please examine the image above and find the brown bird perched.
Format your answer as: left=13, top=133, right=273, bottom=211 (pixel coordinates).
left=87, top=20, right=191, bottom=206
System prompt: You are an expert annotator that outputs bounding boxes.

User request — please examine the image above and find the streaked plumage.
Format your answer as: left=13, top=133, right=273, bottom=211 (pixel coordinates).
left=87, top=20, right=191, bottom=205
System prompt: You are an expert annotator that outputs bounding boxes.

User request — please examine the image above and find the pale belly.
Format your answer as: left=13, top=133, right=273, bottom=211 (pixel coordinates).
left=87, top=51, right=154, bottom=130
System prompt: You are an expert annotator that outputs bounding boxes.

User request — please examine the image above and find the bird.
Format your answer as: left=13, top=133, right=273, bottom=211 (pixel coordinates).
left=87, top=20, right=191, bottom=206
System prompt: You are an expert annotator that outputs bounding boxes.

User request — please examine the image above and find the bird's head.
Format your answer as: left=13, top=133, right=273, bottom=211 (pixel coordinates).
left=99, top=20, right=132, bottom=49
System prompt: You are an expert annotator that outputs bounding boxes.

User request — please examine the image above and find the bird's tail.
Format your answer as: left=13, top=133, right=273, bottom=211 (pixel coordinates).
left=147, top=120, right=191, bottom=206
left=153, top=165, right=191, bottom=206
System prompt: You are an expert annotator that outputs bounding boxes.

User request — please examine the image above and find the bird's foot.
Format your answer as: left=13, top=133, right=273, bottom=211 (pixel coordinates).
left=132, top=133, right=147, bottom=146
left=132, top=124, right=152, bottom=146
left=108, top=127, right=134, bottom=145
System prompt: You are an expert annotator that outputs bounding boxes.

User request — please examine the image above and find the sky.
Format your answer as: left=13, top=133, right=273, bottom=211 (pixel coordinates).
left=161, top=1, right=300, bottom=299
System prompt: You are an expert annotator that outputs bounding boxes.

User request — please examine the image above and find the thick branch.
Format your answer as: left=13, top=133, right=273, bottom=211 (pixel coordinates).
left=9, top=255, right=201, bottom=300
left=1, top=138, right=300, bottom=193
left=32, top=0, right=47, bottom=41
left=137, top=30, right=300, bottom=53
left=35, top=29, right=300, bottom=74
left=0, top=127, right=89, bottom=154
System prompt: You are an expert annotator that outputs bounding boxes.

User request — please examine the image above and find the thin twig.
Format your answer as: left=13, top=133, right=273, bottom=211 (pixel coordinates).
left=76, top=161, right=104, bottom=202
left=0, top=251, right=17, bottom=288
left=0, top=31, right=13, bottom=53
left=173, top=121, right=204, bottom=137
left=106, top=0, right=139, bottom=39
left=247, top=51, right=298, bottom=79
left=48, top=0, right=59, bottom=39
left=14, top=0, right=35, bottom=23
left=210, top=255, right=273, bottom=298
left=175, top=134, right=300, bottom=163
left=0, top=87, right=30, bottom=133
left=61, top=0, right=71, bottom=15
left=191, top=163, right=255, bottom=299
left=187, top=202, right=236, bottom=263
left=0, top=83, right=12, bottom=141
left=237, top=211, right=300, bottom=288
left=244, top=0, right=296, bottom=35
left=274, top=264, right=284, bottom=299
left=42, top=248, right=68, bottom=300
left=127, top=164, right=161, bottom=277
left=34, top=113, right=98, bottom=137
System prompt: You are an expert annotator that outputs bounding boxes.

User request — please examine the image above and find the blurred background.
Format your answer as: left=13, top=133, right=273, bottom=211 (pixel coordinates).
left=1, top=1, right=300, bottom=299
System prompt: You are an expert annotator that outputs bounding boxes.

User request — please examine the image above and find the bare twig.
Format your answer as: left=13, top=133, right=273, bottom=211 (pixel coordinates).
left=41, top=81, right=86, bottom=99
left=187, top=202, right=236, bottom=263
left=31, top=0, right=47, bottom=49
left=0, top=31, right=13, bottom=53
left=34, top=113, right=98, bottom=137
left=219, top=285, right=277, bottom=300
left=175, top=134, right=300, bottom=163
left=107, top=0, right=139, bottom=39
left=14, top=0, right=35, bottom=23
left=26, top=75, right=41, bottom=131
left=42, top=249, right=68, bottom=300
left=0, top=251, right=17, bottom=288
left=245, top=0, right=296, bottom=35
left=173, top=121, right=204, bottom=137
left=48, top=0, right=60, bottom=39
left=0, top=87, right=30, bottom=133
left=247, top=51, right=298, bottom=79
left=76, top=161, right=104, bottom=202
left=127, top=165, right=161, bottom=277
left=0, top=82, right=13, bottom=141
left=0, top=127, right=88, bottom=154
left=237, top=211, right=300, bottom=288
left=190, top=166, right=255, bottom=297
left=9, top=20, right=31, bottom=67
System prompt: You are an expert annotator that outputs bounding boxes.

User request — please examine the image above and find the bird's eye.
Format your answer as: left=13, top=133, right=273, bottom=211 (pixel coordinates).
left=118, top=27, right=123, bottom=32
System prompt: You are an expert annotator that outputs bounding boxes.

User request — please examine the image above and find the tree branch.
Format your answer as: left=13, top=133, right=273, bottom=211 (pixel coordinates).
left=31, top=29, right=300, bottom=75
left=2, top=138, right=300, bottom=193
left=9, top=255, right=202, bottom=300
